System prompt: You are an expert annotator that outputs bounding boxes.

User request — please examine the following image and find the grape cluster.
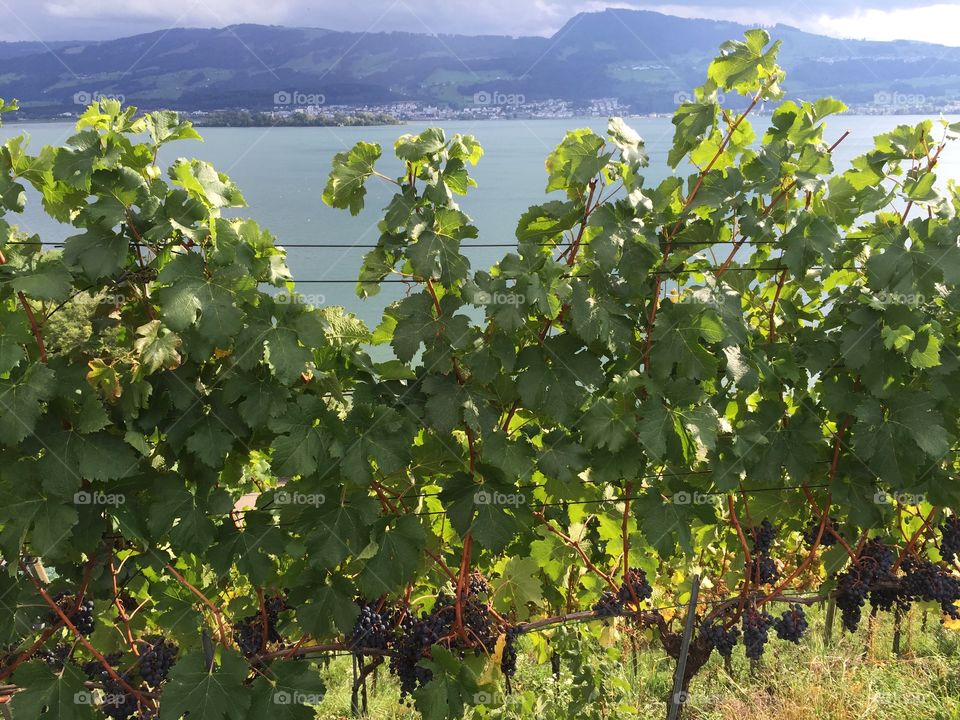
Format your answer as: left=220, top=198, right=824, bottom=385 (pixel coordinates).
left=699, top=620, right=739, bottom=658
left=836, top=568, right=870, bottom=631
left=48, top=593, right=95, bottom=636
left=836, top=539, right=895, bottom=631
left=36, top=643, right=71, bottom=670
left=500, top=628, right=519, bottom=679
left=591, top=569, right=653, bottom=618
left=388, top=590, right=501, bottom=700
left=232, top=593, right=290, bottom=657
left=81, top=654, right=138, bottom=720
left=870, top=584, right=909, bottom=615
left=752, top=519, right=776, bottom=555
left=902, top=558, right=960, bottom=618
left=617, top=568, right=653, bottom=605
left=350, top=602, right=392, bottom=652
left=101, top=674, right=139, bottom=720
left=749, top=520, right=779, bottom=585
left=773, top=605, right=808, bottom=643
left=742, top=607, right=774, bottom=660
left=80, top=653, right=124, bottom=680
left=468, top=576, right=490, bottom=596
left=750, top=555, right=780, bottom=585
left=462, top=595, right=498, bottom=650
left=860, top=538, right=895, bottom=581
left=550, top=651, right=561, bottom=677
left=592, top=590, right=621, bottom=618
left=941, top=516, right=960, bottom=563
left=390, top=605, right=448, bottom=698
left=139, top=635, right=178, bottom=687
left=117, top=593, right=138, bottom=615
left=804, top=518, right=841, bottom=547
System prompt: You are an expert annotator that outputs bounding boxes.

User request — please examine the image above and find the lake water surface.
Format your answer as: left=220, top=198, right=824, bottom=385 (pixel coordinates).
left=2, top=116, right=958, bottom=329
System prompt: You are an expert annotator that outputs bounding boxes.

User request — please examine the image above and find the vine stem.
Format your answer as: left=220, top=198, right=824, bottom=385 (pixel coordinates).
left=892, top=506, right=939, bottom=573
left=425, top=549, right=458, bottom=584
left=501, top=178, right=597, bottom=433
left=715, top=128, right=853, bottom=282
left=760, top=130, right=852, bottom=215
left=0, top=556, right=99, bottom=681
left=900, top=140, right=945, bottom=224
left=23, top=568, right=146, bottom=702
left=800, top=487, right=856, bottom=558
left=643, top=78, right=774, bottom=372
left=768, top=270, right=788, bottom=340
left=534, top=511, right=618, bottom=592
left=454, top=533, right=473, bottom=640
left=257, top=588, right=270, bottom=651
left=423, top=277, right=478, bottom=638
left=727, top=495, right=753, bottom=578
left=163, top=563, right=230, bottom=645
left=759, top=416, right=852, bottom=605
left=108, top=553, right=138, bottom=653
left=17, top=292, right=47, bottom=363
left=124, top=211, right=158, bottom=321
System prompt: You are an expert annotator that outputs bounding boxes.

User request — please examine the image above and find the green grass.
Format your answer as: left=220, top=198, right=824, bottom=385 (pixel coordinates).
left=309, top=606, right=960, bottom=719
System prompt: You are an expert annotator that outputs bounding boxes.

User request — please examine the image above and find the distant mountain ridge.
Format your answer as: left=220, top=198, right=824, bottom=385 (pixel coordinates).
left=2, top=9, right=959, bottom=117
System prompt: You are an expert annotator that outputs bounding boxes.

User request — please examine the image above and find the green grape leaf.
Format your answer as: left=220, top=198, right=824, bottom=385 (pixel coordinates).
left=159, top=650, right=250, bottom=720
left=358, top=514, right=425, bottom=596
left=0, top=364, right=55, bottom=446
left=9, top=662, right=95, bottom=720
left=322, top=141, right=382, bottom=215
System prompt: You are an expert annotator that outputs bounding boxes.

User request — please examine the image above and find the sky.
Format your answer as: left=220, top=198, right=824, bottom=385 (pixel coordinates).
left=2, top=0, right=960, bottom=46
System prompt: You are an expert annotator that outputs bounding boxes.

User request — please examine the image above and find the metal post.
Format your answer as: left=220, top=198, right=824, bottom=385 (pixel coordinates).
left=823, top=598, right=835, bottom=646
left=667, top=575, right=701, bottom=720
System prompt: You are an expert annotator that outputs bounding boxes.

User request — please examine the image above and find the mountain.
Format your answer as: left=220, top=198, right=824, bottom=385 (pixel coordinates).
left=2, top=9, right=960, bottom=117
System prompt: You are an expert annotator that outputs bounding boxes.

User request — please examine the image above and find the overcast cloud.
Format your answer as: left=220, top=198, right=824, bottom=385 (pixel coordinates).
left=1, top=0, right=959, bottom=46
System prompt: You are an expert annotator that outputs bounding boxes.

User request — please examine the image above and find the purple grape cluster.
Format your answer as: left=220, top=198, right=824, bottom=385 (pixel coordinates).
left=592, top=590, right=621, bottom=618
left=350, top=602, right=392, bottom=652
left=836, top=539, right=895, bottom=631
left=36, top=643, right=71, bottom=670
left=700, top=620, right=739, bottom=658
left=617, top=568, right=653, bottom=605
left=48, top=593, right=95, bottom=636
left=773, top=605, right=808, bottom=643
left=750, top=555, right=780, bottom=585
left=139, top=635, right=178, bottom=687
left=750, top=520, right=779, bottom=585
left=742, top=607, right=774, bottom=660
left=901, top=558, right=960, bottom=618
left=752, top=519, right=776, bottom=555
left=81, top=653, right=138, bottom=720
left=592, top=569, right=653, bottom=617
left=500, top=627, right=519, bottom=679
left=468, top=575, right=490, bottom=596
left=388, top=591, right=499, bottom=700
left=232, top=593, right=290, bottom=657
left=941, top=516, right=960, bottom=563
left=804, top=517, right=841, bottom=547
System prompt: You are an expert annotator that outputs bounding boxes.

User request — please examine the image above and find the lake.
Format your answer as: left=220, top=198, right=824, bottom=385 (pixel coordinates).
left=2, top=116, right=958, bottom=329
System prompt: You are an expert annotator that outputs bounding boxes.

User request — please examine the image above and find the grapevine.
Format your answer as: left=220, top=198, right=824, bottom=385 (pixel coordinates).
left=0, top=25, right=957, bottom=720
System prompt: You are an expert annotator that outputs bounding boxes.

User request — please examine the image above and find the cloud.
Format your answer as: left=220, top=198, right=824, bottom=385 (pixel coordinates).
left=812, top=4, right=960, bottom=46
left=43, top=0, right=292, bottom=23
left=0, top=0, right=956, bottom=45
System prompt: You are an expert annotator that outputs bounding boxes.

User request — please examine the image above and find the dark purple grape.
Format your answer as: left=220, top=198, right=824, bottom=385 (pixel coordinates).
left=742, top=607, right=774, bottom=660
left=700, top=620, right=739, bottom=658
left=773, top=605, right=808, bottom=643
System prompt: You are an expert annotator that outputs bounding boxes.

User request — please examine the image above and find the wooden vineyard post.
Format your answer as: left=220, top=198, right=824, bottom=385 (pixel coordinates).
left=892, top=610, right=902, bottom=656
left=823, top=598, right=836, bottom=646
left=667, top=575, right=701, bottom=720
